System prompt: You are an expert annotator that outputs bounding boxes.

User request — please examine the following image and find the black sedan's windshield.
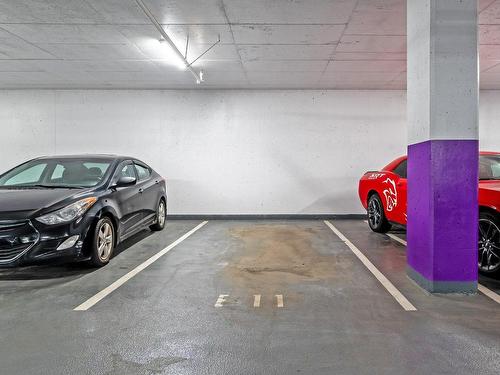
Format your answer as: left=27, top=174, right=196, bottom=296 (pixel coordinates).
left=0, top=158, right=112, bottom=188
left=480, top=155, right=500, bottom=180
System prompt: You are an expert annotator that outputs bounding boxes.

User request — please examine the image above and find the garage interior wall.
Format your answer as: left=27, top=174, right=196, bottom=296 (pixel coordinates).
left=1, top=89, right=498, bottom=215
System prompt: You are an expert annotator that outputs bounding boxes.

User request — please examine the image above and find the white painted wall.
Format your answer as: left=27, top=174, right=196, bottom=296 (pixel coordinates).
left=407, top=0, right=479, bottom=145
left=477, top=91, right=500, bottom=151
left=0, top=90, right=499, bottom=214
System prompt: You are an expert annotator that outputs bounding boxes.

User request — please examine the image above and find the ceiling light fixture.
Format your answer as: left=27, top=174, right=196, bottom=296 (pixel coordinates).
left=135, top=0, right=219, bottom=84
left=158, top=38, right=188, bottom=70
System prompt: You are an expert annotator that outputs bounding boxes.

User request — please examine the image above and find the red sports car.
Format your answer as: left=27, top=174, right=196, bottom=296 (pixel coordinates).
left=359, top=152, right=500, bottom=276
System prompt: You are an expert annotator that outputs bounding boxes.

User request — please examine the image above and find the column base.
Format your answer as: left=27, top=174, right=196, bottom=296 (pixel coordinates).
left=407, top=267, right=477, bottom=294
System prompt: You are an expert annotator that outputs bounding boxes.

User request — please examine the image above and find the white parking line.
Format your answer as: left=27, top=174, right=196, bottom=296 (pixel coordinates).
left=215, top=294, right=228, bottom=308
left=324, top=220, right=417, bottom=311
left=74, top=221, right=208, bottom=311
left=253, top=294, right=261, bottom=308
left=386, top=233, right=500, bottom=305
left=387, top=233, right=407, bottom=246
left=276, top=294, right=284, bottom=308
left=478, top=284, right=500, bottom=304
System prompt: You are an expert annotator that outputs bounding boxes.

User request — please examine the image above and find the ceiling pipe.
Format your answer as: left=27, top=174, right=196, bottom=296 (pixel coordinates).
left=135, top=0, right=203, bottom=83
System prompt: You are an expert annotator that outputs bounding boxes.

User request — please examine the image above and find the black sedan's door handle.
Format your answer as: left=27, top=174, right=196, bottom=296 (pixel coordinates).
left=138, top=188, right=144, bottom=194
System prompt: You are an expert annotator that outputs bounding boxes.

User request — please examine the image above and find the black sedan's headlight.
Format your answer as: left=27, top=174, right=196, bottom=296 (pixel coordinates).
left=35, top=197, right=97, bottom=225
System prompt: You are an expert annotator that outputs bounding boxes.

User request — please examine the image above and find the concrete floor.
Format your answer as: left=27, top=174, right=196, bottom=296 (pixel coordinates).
left=0, top=220, right=499, bottom=375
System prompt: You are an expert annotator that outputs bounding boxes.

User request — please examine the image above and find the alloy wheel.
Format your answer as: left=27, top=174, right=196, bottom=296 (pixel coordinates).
left=158, top=201, right=166, bottom=227
left=97, top=222, right=113, bottom=261
left=368, top=198, right=382, bottom=228
left=478, top=218, right=500, bottom=272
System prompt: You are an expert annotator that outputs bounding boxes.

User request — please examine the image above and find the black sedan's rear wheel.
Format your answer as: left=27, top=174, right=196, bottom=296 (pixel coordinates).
left=367, top=193, right=392, bottom=233
left=150, top=199, right=166, bottom=231
left=478, top=212, right=500, bottom=276
left=90, top=217, right=115, bottom=267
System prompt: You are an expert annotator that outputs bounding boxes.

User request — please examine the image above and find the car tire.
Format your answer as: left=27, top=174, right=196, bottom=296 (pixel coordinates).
left=367, top=193, right=392, bottom=233
left=478, top=212, right=500, bottom=276
left=150, top=199, right=166, bottom=231
left=89, top=217, right=115, bottom=267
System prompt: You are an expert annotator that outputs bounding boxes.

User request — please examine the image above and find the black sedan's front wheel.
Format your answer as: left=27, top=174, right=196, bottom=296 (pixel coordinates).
left=478, top=212, right=500, bottom=276
left=90, top=217, right=115, bottom=267
left=367, top=193, right=392, bottom=233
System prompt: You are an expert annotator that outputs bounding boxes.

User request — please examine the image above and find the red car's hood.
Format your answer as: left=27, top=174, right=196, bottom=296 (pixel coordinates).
left=479, top=180, right=500, bottom=193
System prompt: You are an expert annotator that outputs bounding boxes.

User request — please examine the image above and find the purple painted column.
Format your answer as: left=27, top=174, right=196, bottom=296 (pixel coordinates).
left=407, top=0, right=478, bottom=293
left=407, top=140, right=478, bottom=292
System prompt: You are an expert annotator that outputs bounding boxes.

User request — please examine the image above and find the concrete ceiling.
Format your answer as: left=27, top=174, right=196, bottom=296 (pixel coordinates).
left=0, top=0, right=499, bottom=89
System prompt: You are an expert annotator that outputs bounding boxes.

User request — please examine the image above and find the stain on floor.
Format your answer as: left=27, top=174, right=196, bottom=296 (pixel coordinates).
left=224, top=224, right=354, bottom=293
left=106, top=353, right=186, bottom=375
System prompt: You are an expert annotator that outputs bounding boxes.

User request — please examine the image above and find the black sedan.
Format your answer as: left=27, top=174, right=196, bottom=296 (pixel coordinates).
left=0, top=155, right=167, bottom=267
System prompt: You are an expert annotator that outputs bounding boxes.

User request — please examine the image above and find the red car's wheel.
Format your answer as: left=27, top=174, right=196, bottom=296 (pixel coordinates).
left=367, top=194, right=392, bottom=233
left=478, top=212, right=500, bottom=276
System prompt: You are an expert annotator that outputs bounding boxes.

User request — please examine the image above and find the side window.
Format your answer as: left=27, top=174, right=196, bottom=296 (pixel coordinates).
left=491, top=164, right=500, bottom=178
left=4, top=163, right=47, bottom=185
left=120, top=164, right=136, bottom=179
left=134, top=164, right=151, bottom=181
left=393, top=159, right=407, bottom=179
left=113, top=162, right=136, bottom=183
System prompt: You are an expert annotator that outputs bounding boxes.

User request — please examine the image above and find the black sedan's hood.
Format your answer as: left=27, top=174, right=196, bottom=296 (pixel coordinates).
left=0, top=188, right=88, bottom=219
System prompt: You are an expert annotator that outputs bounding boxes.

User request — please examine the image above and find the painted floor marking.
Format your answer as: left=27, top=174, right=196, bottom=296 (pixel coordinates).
left=324, top=221, right=417, bottom=311
left=386, top=233, right=500, bottom=305
left=387, top=234, right=406, bottom=246
left=74, top=221, right=208, bottom=311
left=387, top=233, right=407, bottom=246
left=215, top=294, right=228, bottom=307
left=276, top=294, right=284, bottom=308
left=478, top=284, right=500, bottom=304
left=253, top=294, right=261, bottom=308
left=215, top=294, right=283, bottom=308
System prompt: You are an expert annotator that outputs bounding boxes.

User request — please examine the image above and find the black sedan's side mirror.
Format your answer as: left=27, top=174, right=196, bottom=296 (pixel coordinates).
left=113, top=176, right=136, bottom=188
